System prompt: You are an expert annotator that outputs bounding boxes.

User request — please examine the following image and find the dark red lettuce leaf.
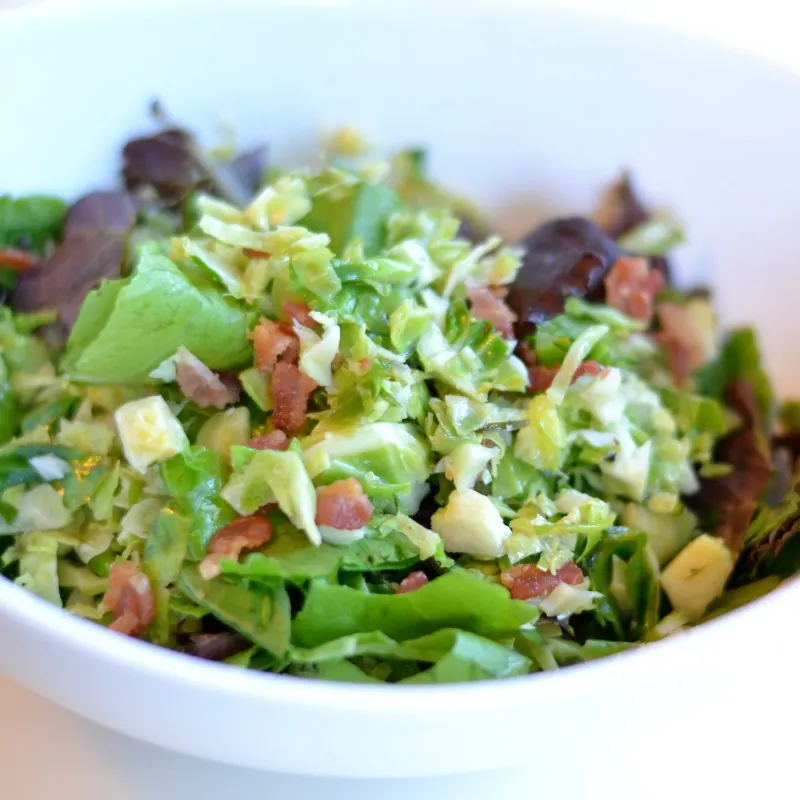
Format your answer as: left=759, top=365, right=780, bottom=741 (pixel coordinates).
left=11, top=191, right=136, bottom=335
left=123, top=127, right=266, bottom=209
left=594, top=172, right=671, bottom=282
left=691, top=380, right=773, bottom=553
left=122, top=128, right=205, bottom=207
left=506, top=216, right=621, bottom=337
left=186, top=632, right=250, bottom=662
left=594, top=171, right=649, bottom=239
left=228, top=146, right=268, bottom=199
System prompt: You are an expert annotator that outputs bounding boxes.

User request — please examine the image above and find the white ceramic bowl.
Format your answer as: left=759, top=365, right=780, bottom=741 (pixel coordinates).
left=2, top=0, right=800, bottom=781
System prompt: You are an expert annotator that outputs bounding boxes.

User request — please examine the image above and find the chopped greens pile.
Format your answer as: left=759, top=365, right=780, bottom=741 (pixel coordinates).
left=0, top=120, right=797, bottom=685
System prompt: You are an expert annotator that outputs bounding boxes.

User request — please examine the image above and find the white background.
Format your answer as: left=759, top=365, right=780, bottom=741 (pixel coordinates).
left=0, top=1, right=795, bottom=798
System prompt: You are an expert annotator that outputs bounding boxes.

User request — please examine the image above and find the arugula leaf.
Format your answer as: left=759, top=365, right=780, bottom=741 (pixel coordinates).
left=0, top=195, right=67, bottom=252
left=292, top=569, right=538, bottom=647
left=160, top=447, right=235, bottom=560
left=179, top=565, right=291, bottom=657
left=144, top=509, right=190, bottom=588
left=63, top=244, right=252, bottom=383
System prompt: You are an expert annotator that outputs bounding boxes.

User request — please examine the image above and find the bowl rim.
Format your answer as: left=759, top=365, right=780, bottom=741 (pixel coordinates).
left=2, top=0, right=799, bottom=715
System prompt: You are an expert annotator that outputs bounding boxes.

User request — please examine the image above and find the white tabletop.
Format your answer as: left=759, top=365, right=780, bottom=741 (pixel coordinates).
left=1, top=2, right=795, bottom=798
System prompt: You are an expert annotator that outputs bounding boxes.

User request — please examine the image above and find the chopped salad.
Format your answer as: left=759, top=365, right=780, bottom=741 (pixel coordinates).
left=0, top=117, right=796, bottom=684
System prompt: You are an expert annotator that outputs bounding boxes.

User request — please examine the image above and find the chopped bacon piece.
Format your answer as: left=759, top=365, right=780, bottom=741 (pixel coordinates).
left=604, top=256, right=665, bottom=323
left=500, top=561, right=584, bottom=601
left=199, top=514, right=273, bottom=580
left=247, top=430, right=290, bottom=451
left=250, top=318, right=300, bottom=376
left=520, top=339, right=605, bottom=393
left=468, top=286, right=517, bottom=339
left=315, top=478, right=374, bottom=530
left=282, top=300, right=318, bottom=329
left=103, top=562, right=156, bottom=638
left=396, top=571, right=430, bottom=594
left=657, top=301, right=715, bottom=386
left=573, top=360, right=603, bottom=381
left=175, top=348, right=239, bottom=408
left=243, top=247, right=269, bottom=259
left=271, top=361, right=316, bottom=434
left=0, top=248, right=40, bottom=271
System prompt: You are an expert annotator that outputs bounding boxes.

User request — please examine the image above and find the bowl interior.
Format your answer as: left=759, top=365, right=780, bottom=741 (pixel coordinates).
left=2, top=0, right=800, bottom=780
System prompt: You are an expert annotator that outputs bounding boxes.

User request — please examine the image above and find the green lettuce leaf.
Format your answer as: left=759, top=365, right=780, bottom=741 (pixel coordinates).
left=0, top=194, right=67, bottom=252
left=292, top=628, right=530, bottom=683
left=401, top=631, right=530, bottom=683
left=15, top=532, right=61, bottom=606
left=0, top=356, right=20, bottom=445
left=160, top=447, right=235, bottom=560
left=301, top=181, right=400, bottom=257
left=223, top=443, right=320, bottom=545
left=64, top=244, right=252, bottom=383
left=696, top=328, right=773, bottom=425
left=0, top=443, right=78, bottom=495
left=292, top=569, right=538, bottom=647
left=179, top=565, right=291, bottom=657
left=221, top=523, right=342, bottom=585
left=144, top=508, right=190, bottom=588
left=586, top=529, right=661, bottom=641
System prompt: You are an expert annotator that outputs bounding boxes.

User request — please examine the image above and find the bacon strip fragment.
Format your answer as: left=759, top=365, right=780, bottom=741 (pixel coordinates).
left=271, top=362, right=316, bottom=434
left=468, top=286, right=517, bottom=339
left=396, top=571, right=429, bottom=594
left=243, top=247, right=270, bottom=259
left=247, top=430, right=290, bottom=451
left=282, top=300, right=318, bottom=329
left=250, top=318, right=300, bottom=376
left=199, top=514, right=273, bottom=580
left=103, top=562, right=156, bottom=637
left=0, top=247, right=40, bottom=271
left=315, top=478, right=374, bottom=530
left=604, top=255, right=665, bottom=323
left=175, top=348, right=239, bottom=408
left=657, top=301, right=715, bottom=386
left=500, top=561, right=584, bottom=601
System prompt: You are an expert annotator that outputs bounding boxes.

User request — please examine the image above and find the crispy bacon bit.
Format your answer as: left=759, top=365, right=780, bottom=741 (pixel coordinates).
left=199, top=514, right=273, bottom=580
left=0, top=247, right=40, bottom=271
left=250, top=318, right=300, bottom=376
left=282, top=300, right=318, bottom=329
left=175, top=349, right=239, bottom=408
left=247, top=430, right=290, bottom=451
left=243, top=247, right=269, bottom=259
left=657, top=301, right=714, bottom=386
left=604, top=256, right=665, bottom=323
left=468, top=286, right=517, bottom=339
left=315, top=478, right=374, bottom=530
left=271, top=362, right=316, bottom=434
left=500, top=561, right=584, bottom=601
left=103, top=562, right=156, bottom=637
left=573, top=360, right=603, bottom=381
left=396, top=571, right=430, bottom=594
